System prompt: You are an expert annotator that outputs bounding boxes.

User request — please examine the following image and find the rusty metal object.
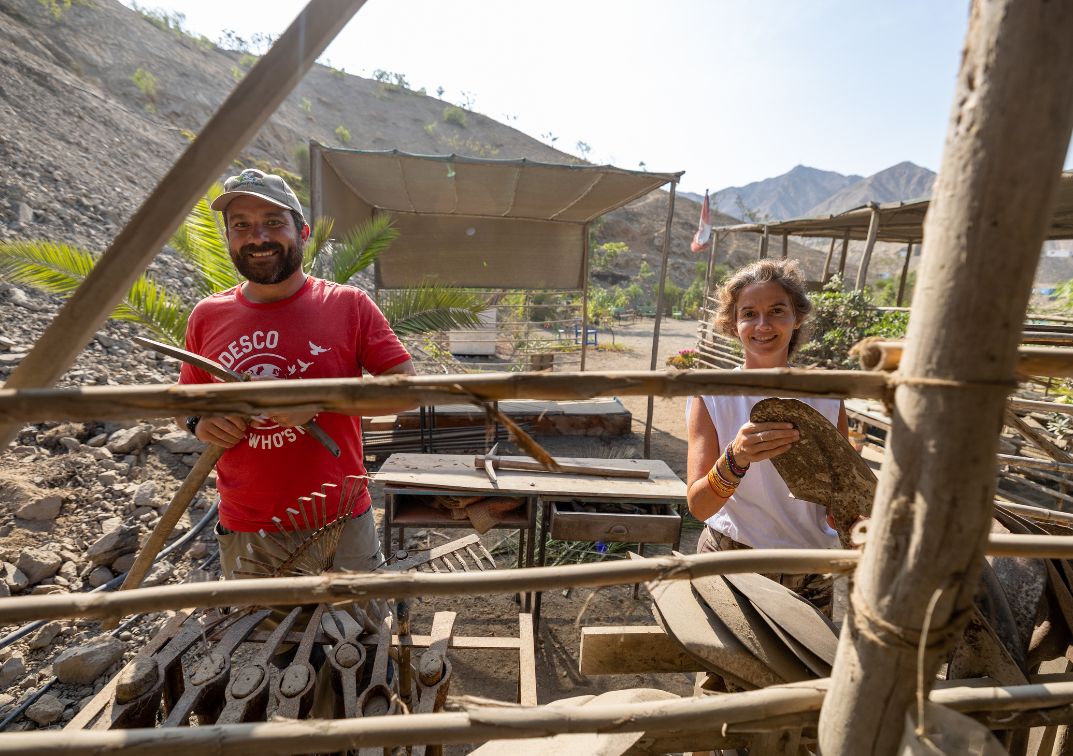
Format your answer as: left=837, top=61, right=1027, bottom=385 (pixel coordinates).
left=322, top=604, right=368, bottom=718
left=161, top=609, right=271, bottom=727
left=217, top=606, right=304, bottom=724
left=411, top=611, right=457, bottom=756
left=356, top=610, right=398, bottom=721
left=272, top=604, right=326, bottom=720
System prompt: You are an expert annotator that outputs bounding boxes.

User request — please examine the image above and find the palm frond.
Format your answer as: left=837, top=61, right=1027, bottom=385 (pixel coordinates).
left=381, top=285, right=488, bottom=336
left=325, top=214, right=399, bottom=284
left=168, top=184, right=240, bottom=297
left=303, top=216, right=335, bottom=275
left=112, top=275, right=189, bottom=346
left=0, top=240, right=97, bottom=295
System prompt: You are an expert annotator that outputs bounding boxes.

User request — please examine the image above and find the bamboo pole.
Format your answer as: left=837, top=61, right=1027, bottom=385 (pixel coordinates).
left=0, top=0, right=367, bottom=453
left=0, top=368, right=892, bottom=425
left=837, top=229, right=850, bottom=278
left=645, top=176, right=676, bottom=457
left=856, top=339, right=1073, bottom=380
left=853, top=204, right=880, bottom=291
left=821, top=237, right=837, bottom=284
left=758, top=225, right=769, bottom=260
left=819, top=0, right=1073, bottom=752
left=7, top=679, right=1073, bottom=754
left=781, top=231, right=789, bottom=260
left=896, top=241, right=914, bottom=306
left=6, top=534, right=1073, bottom=626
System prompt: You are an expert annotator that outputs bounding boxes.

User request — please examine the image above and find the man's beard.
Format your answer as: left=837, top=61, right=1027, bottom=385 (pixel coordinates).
left=233, top=240, right=303, bottom=285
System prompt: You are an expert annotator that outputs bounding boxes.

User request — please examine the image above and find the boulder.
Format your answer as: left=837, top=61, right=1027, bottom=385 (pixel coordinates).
left=132, top=481, right=156, bottom=509
left=16, top=494, right=62, bottom=521
left=17, top=547, right=62, bottom=584
left=52, top=638, right=125, bottom=685
left=106, top=425, right=151, bottom=454
left=1, top=562, right=28, bottom=592
left=28, top=621, right=63, bottom=650
left=87, top=566, right=113, bottom=588
left=25, top=694, right=64, bottom=725
left=156, top=430, right=204, bottom=454
left=0, top=654, right=26, bottom=689
left=85, top=526, right=139, bottom=566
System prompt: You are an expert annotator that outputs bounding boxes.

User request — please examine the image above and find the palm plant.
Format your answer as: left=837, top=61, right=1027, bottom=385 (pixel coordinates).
left=0, top=182, right=486, bottom=346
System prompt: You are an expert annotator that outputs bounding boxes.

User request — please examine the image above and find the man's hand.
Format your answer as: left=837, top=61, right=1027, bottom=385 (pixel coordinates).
left=196, top=416, right=249, bottom=448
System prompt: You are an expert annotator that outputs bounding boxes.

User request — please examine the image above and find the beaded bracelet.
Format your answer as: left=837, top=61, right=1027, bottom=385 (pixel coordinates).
left=725, top=444, right=750, bottom=478
left=706, top=462, right=739, bottom=498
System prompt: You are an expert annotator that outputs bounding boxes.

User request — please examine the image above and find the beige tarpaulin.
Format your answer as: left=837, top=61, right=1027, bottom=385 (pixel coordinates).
left=310, top=145, right=682, bottom=289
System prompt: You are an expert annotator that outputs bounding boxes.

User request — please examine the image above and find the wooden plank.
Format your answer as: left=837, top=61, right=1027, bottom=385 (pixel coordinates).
left=579, top=626, right=705, bottom=675
left=376, top=454, right=686, bottom=500
left=517, top=613, right=538, bottom=706
left=0, top=0, right=368, bottom=450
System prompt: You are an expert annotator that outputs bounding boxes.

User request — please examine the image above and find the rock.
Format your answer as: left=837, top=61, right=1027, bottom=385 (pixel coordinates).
left=4, top=287, right=40, bottom=311
left=97, top=472, right=118, bottom=487
left=111, top=552, right=137, bottom=573
left=0, top=582, right=9, bottom=598
left=31, top=584, right=67, bottom=595
left=16, top=202, right=33, bottom=225
left=86, top=433, right=107, bottom=447
left=1, top=562, right=29, bottom=592
left=0, top=693, right=13, bottom=709
left=26, top=694, right=64, bottom=725
left=156, top=430, right=204, bottom=454
left=132, top=481, right=156, bottom=509
left=87, top=566, right=113, bottom=587
left=89, top=444, right=112, bottom=460
left=0, top=352, right=26, bottom=365
left=0, top=655, right=26, bottom=689
left=58, top=560, right=79, bottom=581
left=52, top=638, right=125, bottom=685
left=16, top=494, right=62, bottom=521
left=17, top=547, right=62, bottom=584
left=28, top=621, right=63, bottom=650
left=106, top=425, right=151, bottom=454
left=59, top=436, right=81, bottom=451
left=85, top=526, right=139, bottom=566
left=141, top=560, right=174, bottom=587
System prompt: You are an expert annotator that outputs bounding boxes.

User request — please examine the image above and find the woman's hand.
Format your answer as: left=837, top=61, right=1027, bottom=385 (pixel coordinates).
left=196, top=415, right=248, bottom=449
left=731, top=421, right=799, bottom=466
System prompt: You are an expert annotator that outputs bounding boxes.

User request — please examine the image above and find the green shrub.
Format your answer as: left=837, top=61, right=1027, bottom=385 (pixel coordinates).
left=666, top=349, right=699, bottom=369
left=334, top=125, right=351, bottom=144
left=796, top=276, right=909, bottom=368
left=442, top=106, right=467, bottom=127
left=238, top=53, right=259, bottom=68
left=230, top=65, right=244, bottom=82
left=300, top=97, right=313, bottom=117
left=131, top=67, right=158, bottom=112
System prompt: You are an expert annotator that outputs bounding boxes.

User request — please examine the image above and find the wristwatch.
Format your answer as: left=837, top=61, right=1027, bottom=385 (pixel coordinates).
left=185, top=415, right=201, bottom=436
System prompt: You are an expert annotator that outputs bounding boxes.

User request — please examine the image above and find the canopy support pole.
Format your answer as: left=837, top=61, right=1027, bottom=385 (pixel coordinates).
left=644, top=180, right=678, bottom=458
left=837, top=229, right=850, bottom=280
left=781, top=231, right=789, bottom=259
left=580, top=224, right=592, bottom=371
left=0, top=0, right=368, bottom=451
left=821, top=237, right=837, bottom=284
left=896, top=241, right=914, bottom=306
left=853, top=204, right=880, bottom=291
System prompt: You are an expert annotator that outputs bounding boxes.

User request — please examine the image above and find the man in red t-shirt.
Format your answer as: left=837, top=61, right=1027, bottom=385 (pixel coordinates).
left=178, top=169, right=415, bottom=578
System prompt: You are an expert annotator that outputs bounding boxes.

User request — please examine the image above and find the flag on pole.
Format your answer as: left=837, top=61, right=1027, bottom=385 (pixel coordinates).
left=691, top=190, right=712, bottom=253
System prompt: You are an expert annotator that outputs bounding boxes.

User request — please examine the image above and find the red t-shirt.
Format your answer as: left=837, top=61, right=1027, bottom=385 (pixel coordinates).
left=178, top=277, right=410, bottom=532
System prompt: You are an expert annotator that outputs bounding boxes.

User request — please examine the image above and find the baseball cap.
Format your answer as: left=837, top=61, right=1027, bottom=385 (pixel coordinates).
left=211, top=168, right=304, bottom=218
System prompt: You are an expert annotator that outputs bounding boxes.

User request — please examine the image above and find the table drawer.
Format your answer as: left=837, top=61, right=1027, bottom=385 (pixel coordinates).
left=548, top=501, right=680, bottom=544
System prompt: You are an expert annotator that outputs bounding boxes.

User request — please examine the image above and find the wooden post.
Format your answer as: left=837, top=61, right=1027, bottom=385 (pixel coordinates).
left=781, top=231, right=789, bottom=259
left=896, top=241, right=914, bottom=306
left=853, top=204, right=880, bottom=291
left=758, top=226, right=769, bottom=260
left=580, top=223, right=591, bottom=371
left=0, top=0, right=368, bottom=451
left=644, top=180, right=678, bottom=458
left=837, top=229, right=850, bottom=279
left=819, top=1, right=1073, bottom=753
left=821, top=237, right=837, bottom=284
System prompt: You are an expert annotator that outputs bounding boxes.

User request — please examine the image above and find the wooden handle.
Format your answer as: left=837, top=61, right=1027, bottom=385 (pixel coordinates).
left=473, top=456, right=650, bottom=479
left=101, top=445, right=225, bottom=629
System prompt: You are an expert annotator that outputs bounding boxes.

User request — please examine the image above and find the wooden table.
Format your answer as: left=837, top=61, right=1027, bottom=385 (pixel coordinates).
left=374, top=453, right=687, bottom=627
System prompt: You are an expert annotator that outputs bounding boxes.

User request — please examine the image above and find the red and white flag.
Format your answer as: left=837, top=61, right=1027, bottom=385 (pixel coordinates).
left=691, top=190, right=712, bottom=253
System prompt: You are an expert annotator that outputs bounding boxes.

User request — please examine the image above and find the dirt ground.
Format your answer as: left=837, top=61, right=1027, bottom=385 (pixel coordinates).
left=370, top=316, right=708, bottom=742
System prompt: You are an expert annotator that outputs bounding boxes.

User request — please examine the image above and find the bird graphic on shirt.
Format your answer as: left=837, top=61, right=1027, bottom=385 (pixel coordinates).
left=309, top=341, right=330, bottom=355
left=297, top=358, right=313, bottom=373
left=287, top=364, right=297, bottom=376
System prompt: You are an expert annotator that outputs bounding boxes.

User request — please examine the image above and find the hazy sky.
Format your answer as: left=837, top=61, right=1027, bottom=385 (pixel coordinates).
left=120, top=1, right=1071, bottom=195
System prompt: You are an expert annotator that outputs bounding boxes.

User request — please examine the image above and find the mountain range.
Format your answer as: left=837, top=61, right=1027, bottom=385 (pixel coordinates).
left=686, top=162, right=937, bottom=222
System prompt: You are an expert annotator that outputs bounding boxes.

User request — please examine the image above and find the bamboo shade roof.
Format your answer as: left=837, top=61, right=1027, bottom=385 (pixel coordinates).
left=310, top=145, right=682, bottom=289
left=713, top=171, right=1073, bottom=243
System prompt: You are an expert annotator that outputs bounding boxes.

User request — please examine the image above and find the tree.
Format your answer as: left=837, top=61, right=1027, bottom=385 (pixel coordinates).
left=0, top=182, right=486, bottom=346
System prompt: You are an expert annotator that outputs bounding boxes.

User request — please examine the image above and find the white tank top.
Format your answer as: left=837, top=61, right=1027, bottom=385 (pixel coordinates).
left=690, top=393, right=842, bottom=550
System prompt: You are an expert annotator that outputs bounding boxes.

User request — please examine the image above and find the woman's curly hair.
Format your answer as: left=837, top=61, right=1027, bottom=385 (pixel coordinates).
left=714, top=259, right=812, bottom=356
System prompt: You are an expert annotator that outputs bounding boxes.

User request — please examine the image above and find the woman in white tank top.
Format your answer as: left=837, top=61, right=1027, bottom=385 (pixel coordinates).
left=685, top=260, right=848, bottom=611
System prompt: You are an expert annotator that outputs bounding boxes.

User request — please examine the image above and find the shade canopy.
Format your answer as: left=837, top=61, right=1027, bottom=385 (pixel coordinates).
left=714, top=171, right=1073, bottom=244
left=310, top=145, right=682, bottom=289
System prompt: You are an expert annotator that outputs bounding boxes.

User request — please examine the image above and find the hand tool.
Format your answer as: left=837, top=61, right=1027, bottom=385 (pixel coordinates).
left=473, top=450, right=651, bottom=481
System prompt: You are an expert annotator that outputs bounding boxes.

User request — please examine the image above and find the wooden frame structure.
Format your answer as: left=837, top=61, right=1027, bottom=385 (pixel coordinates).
left=3, top=0, right=1073, bottom=754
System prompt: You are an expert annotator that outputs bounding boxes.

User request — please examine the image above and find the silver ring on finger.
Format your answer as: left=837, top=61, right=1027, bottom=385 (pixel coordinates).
left=759, top=432, right=767, bottom=443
